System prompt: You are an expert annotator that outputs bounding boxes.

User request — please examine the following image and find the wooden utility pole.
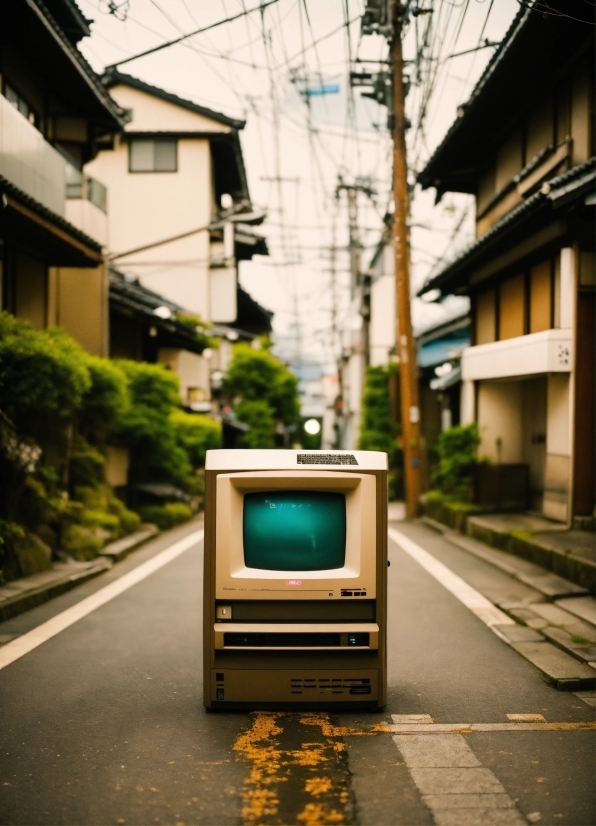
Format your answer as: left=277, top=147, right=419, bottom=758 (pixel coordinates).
left=392, top=0, right=420, bottom=517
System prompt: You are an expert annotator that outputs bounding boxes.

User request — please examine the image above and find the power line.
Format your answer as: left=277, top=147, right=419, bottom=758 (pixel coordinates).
left=105, top=0, right=280, bottom=69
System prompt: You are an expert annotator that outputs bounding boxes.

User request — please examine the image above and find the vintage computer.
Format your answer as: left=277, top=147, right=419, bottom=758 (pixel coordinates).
left=203, top=449, right=388, bottom=710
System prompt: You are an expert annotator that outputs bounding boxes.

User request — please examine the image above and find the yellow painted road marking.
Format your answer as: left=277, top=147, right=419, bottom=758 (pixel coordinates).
left=232, top=712, right=593, bottom=823
left=233, top=712, right=360, bottom=825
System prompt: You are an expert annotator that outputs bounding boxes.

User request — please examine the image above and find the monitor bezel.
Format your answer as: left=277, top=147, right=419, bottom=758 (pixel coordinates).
left=215, top=470, right=376, bottom=600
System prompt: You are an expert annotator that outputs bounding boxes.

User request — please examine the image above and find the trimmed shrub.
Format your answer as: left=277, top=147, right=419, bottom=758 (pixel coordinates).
left=137, top=502, right=192, bottom=530
left=0, top=313, right=90, bottom=437
left=170, top=410, right=221, bottom=468
left=108, top=496, right=141, bottom=535
left=62, top=524, right=104, bottom=560
left=432, top=423, right=481, bottom=501
left=114, top=360, right=192, bottom=489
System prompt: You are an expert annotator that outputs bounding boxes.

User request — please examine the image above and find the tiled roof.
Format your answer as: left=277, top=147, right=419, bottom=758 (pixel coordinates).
left=418, top=158, right=596, bottom=296
left=27, top=0, right=127, bottom=127
left=103, top=70, right=246, bottom=130
left=0, top=174, right=103, bottom=255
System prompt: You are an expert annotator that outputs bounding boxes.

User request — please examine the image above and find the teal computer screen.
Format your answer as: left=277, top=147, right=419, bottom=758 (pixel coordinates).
left=243, top=491, right=346, bottom=571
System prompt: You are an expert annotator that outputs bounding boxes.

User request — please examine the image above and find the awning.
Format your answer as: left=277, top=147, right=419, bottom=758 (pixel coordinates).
left=430, top=364, right=462, bottom=391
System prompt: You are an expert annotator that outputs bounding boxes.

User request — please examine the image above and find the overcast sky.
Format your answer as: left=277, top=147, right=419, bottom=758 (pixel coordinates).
left=79, top=0, right=519, bottom=368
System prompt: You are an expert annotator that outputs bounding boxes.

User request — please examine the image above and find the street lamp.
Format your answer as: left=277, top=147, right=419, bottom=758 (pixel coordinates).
left=304, top=419, right=321, bottom=436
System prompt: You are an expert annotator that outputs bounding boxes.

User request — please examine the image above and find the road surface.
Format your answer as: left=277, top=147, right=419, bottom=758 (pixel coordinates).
left=0, top=518, right=593, bottom=825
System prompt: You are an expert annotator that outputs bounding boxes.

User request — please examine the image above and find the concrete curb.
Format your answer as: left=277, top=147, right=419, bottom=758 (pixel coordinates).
left=0, top=525, right=160, bottom=624
left=98, top=525, right=159, bottom=562
left=0, top=558, right=112, bottom=623
left=467, top=516, right=595, bottom=595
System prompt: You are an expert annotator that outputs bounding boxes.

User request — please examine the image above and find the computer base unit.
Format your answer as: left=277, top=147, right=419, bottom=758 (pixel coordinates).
left=203, top=449, right=388, bottom=710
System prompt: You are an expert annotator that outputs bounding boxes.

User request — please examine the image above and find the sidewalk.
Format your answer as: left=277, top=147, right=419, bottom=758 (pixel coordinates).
left=0, top=525, right=158, bottom=624
left=467, top=511, right=596, bottom=594
left=413, top=511, right=596, bottom=693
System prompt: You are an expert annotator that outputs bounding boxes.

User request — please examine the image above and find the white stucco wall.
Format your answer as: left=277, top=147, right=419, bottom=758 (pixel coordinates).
left=477, top=381, right=523, bottom=463
left=85, top=84, right=229, bottom=321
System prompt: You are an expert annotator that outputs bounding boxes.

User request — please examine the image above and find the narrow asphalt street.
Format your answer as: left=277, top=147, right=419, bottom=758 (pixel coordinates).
left=0, top=518, right=593, bottom=826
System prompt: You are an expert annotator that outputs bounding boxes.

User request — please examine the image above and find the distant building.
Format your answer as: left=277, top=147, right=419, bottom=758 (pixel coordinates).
left=84, top=70, right=271, bottom=404
left=418, top=1, right=595, bottom=524
left=88, top=70, right=267, bottom=322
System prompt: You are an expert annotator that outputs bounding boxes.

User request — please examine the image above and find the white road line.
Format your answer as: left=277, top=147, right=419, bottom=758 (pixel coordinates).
left=388, top=527, right=514, bottom=631
left=391, top=715, right=526, bottom=825
left=0, top=529, right=204, bottom=672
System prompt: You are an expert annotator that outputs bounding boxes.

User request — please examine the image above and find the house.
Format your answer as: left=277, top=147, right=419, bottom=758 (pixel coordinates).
left=85, top=69, right=270, bottom=404
left=417, top=0, right=595, bottom=524
left=0, top=0, right=126, bottom=353
left=88, top=70, right=268, bottom=323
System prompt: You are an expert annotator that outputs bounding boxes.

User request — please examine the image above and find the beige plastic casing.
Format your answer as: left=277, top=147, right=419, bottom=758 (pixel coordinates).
left=215, top=470, right=377, bottom=600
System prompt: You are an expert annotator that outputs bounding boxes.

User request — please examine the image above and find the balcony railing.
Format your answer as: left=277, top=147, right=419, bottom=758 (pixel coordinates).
left=0, top=93, right=66, bottom=216
left=66, top=165, right=107, bottom=213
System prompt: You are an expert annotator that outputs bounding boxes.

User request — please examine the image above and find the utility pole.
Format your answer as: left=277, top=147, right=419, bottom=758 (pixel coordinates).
left=392, top=0, right=420, bottom=517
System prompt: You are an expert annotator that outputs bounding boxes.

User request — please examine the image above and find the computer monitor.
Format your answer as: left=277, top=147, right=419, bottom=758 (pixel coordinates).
left=203, top=450, right=388, bottom=710
left=215, top=469, right=377, bottom=599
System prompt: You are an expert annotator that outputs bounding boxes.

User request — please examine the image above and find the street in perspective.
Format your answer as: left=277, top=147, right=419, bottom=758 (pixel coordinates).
left=0, top=1, right=594, bottom=825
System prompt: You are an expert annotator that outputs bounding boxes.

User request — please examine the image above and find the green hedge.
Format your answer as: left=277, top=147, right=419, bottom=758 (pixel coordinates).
left=0, top=313, right=216, bottom=578
left=137, top=503, right=193, bottom=530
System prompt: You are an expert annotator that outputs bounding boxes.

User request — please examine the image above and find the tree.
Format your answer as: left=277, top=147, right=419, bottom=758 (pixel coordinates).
left=222, top=344, right=300, bottom=445
left=358, top=364, right=402, bottom=498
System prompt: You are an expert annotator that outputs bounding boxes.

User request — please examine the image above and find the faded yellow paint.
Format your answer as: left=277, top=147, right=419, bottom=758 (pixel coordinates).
left=232, top=711, right=380, bottom=825
left=299, top=713, right=379, bottom=738
left=305, top=777, right=333, bottom=797
left=233, top=712, right=285, bottom=824
left=296, top=803, right=345, bottom=824
left=288, top=744, right=328, bottom=766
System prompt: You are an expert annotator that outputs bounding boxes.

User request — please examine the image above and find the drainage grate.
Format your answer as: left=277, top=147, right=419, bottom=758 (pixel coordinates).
left=297, top=453, right=358, bottom=465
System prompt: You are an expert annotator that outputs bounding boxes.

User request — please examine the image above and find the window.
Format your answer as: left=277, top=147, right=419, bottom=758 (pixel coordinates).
left=3, top=82, right=40, bottom=129
left=129, top=139, right=178, bottom=172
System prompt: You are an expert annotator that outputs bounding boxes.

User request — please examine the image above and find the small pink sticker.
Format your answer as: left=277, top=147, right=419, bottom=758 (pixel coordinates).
left=286, top=580, right=302, bottom=586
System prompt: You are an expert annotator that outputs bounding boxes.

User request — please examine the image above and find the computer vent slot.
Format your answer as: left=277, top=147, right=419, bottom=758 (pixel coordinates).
left=289, top=677, right=371, bottom=695
left=297, top=453, right=358, bottom=465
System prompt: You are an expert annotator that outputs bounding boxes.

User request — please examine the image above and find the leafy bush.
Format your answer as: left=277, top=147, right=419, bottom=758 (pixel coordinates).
left=0, top=519, right=25, bottom=582
left=108, top=496, right=141, bottom=535
left=62, top=524, right=104, bottom=560
left=0, top=313, right=90, bottom=437
left=80, top=356, right=128, bottom=439
left=170, top=410, right=221, bottom=468
left=137, top=502, right=192, bottom=530
left=114, top=361, right=192, bottom=488
left=70, top=438, right=105, bottom=488
left=431, top=423, right=481, bottom=501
